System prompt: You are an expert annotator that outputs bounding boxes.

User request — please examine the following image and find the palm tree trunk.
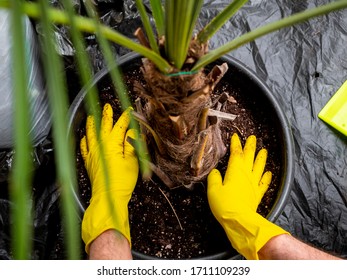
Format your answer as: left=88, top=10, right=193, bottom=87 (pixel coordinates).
left=134, top=41, right=229, bottom=187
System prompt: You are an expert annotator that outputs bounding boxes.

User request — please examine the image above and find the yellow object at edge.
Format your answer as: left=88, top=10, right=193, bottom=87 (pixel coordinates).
left=318, top=80, right=347, bottom=136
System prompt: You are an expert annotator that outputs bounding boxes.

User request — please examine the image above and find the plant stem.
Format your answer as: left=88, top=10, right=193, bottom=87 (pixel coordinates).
left=135, top=0, right=160, bottom=54
left=150, top=0, right=165, bottom=37
left=9, top=0, right=33, bottom=259
left=193, top=0, right=347, bottom=71
left=165, top=0, right=203, bottom=69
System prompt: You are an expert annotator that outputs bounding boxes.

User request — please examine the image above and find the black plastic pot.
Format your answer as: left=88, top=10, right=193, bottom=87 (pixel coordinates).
left=68, top=52, right=294, bottom=260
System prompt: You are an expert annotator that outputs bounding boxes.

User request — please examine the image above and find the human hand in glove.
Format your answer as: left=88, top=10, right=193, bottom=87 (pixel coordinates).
left=207, top=133, right=289, bottom=260
left=80, top=103, right=139, bottom=254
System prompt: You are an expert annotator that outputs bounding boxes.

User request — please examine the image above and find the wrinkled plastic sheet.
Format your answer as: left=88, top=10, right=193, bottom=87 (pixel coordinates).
left=1, top=0, right=347, bottom=259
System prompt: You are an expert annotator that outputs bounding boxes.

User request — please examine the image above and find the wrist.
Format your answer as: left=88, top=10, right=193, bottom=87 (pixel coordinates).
left=82, top=194, right=131, bottom=254
left=258, top=234, right=341, bottom=260
left=89, top=229, right=132, bottom=259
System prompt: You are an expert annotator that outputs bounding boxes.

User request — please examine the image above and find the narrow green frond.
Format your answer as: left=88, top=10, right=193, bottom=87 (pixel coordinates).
left=165, top=0, right=204, bottom=69
left=193, top=0, right=347, bottom=71
left=187, top=0, right=204, bottom=42
left=197, top=0, right=248, bottom=44
left=135, top=0, right=159, bottom=53
left=38, top=0, right=80, bottom=260
left=9, top=0, right=33, bottom=259
left=164, top=0, right=174, bottom=63
left=61, top=0, right=100, bottom=120
left=150, top=0, right=165, bottom=37
left=59, top=2, right=102, bottom=257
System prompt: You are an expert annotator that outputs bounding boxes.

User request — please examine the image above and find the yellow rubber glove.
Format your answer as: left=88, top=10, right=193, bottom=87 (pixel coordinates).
left=207, top=133, right=289, bottom=260
left=80, top=103, right=139, bottom=254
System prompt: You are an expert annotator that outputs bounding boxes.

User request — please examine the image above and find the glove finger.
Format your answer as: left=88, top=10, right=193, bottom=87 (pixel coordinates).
left=101, top=103, right=113, bottom=140
left=207, top=169, right=224, bottom=218
left=110, top=107, right=133, bottom=148
left=124, top=129, right=138, bottom=157
left=252, top=148, right=267, bottom=184
left=80, top=136, right=88, bottom=163
left=224, top=133, right=243, bottom=183
left=207, top=169, right=223, bottom=196
left=258, top=171, right=272, bottom=204
left=86, top=115, right=97, bottom=150
left=243, top=135, right=256, bottom=173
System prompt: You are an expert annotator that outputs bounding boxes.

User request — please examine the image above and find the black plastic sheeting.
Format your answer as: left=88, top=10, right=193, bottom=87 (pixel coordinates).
left=0, top=0, right=347, bottom=259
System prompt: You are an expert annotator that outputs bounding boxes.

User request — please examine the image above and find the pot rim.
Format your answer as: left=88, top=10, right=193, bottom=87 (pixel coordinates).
left=68, top=51, right=295, bottom=260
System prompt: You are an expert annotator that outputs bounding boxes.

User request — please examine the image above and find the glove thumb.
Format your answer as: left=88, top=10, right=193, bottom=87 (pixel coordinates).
left=124, top=129, right=137, bottom=157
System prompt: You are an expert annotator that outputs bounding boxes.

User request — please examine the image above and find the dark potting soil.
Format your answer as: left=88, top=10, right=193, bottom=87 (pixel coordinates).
left=75, top=60, right=283, bottom=259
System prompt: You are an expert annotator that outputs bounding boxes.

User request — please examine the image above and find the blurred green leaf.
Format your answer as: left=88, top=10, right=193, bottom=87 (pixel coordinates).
left=9, top=0, right=33, bottom=260
left=37, top=0, right=80, bottom=259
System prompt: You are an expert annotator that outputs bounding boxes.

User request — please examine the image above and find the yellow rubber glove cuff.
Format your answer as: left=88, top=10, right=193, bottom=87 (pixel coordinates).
left=219, top=211, right=288, bottom=260
left=80, top=104, right=139, bottom=254
left=208, top=133, right=289, bottom=260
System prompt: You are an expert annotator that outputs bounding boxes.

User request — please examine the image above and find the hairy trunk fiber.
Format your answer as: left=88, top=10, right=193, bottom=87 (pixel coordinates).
left=134, top=42, right=229, bottom=188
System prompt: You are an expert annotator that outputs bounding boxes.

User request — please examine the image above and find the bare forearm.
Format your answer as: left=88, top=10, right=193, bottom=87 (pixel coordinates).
left=88, top=229, right=133, bottom=260
left=258, top=234, right=341, bottom=260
